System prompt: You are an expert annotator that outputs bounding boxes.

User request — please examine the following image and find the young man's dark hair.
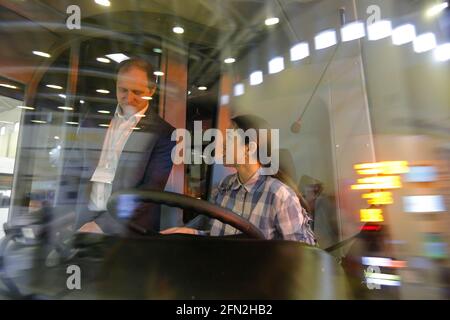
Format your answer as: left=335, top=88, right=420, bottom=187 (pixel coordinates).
left=231, top=115, right=310, bottom=212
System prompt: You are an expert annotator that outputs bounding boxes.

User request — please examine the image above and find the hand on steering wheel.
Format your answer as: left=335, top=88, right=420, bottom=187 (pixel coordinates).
left=107, top=189, right=265, bottom=240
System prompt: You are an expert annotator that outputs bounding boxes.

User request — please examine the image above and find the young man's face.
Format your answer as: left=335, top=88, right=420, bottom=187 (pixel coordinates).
left=223, top=128, right=244, bottom=168
left=116, top=66, right=155, bottom=115
left=222, top=121, right=256, bottom=168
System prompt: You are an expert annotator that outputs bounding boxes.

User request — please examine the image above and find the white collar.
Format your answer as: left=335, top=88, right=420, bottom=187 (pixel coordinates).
left=234, top=167, right=262, bottom=192
left=115, top=102, right=149, bottom=121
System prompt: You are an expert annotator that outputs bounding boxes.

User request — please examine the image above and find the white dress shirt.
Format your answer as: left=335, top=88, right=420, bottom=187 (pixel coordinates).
left=88, top=103, right=148, bottom=212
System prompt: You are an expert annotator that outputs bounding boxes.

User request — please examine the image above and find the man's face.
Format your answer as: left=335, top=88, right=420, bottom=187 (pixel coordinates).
left=116, top=66, right=155, bottom=115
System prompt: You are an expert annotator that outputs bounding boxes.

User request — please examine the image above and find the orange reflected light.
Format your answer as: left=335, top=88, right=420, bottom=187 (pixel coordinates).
left=360, top=208, right=384, bottom=222
left=390, top=260, right=407, bottom=268
left=362, top=192, right=394, bottom=205
left=357, top=176, right=401, bottom=185
left=352, top=176, right=402, bottom=190
left=362, top=256, right=408, bottom=268
left=351, top=183, right=401, bottom=190
left=353, top=161, right=407, bottom=222
left=354, top=161, right=409, bottom=175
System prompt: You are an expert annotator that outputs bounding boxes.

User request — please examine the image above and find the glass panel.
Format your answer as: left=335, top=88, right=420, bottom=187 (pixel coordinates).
left=0, top=0, right=448, bottom=300
left=0, top=78, right=25, bottom=239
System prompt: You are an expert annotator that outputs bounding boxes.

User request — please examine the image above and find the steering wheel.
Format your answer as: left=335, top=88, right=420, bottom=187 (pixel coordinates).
left=107, top=189, right=265, bottom=240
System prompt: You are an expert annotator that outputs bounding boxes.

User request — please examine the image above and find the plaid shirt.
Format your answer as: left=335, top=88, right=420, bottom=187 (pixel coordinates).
left=208, top=169, right=316, bottom=244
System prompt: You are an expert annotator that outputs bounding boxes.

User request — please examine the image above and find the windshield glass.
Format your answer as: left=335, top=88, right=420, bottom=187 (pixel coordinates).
left=0, top=0, right=449, bottom=300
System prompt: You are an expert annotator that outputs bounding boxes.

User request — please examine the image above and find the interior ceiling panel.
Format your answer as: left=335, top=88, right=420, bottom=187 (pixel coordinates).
left=0, top=0, right=320, bottom=85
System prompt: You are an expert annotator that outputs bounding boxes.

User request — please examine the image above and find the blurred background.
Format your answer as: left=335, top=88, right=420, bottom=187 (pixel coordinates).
left=0, top=0, right=448, bottom=299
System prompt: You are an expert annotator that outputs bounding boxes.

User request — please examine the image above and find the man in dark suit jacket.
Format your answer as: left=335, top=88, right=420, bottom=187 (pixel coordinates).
left=56, top=57, right=175, bottom=234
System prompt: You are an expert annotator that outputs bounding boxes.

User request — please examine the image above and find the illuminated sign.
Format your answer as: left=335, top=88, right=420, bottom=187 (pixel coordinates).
left=352, top=175, right=403, bottom=190
left=354, top=161, right=409, bottom=175
left=362, top=256, right=407, bottom=268
left=403, top=195, right=446, bottom=213
left=362, top=192, right=393, bottom=205
left=352, top=161, right=409, bottom=223
left=360, top=208, right=384, bottom=222
left=404, top=166, right=437, bottom=182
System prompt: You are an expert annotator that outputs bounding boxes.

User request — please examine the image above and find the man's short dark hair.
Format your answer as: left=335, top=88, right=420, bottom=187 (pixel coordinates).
left=116, top=57, right=156, bottom=88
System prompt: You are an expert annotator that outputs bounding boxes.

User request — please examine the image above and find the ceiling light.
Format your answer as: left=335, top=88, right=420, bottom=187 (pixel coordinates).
left=198, top=86, right=207, bottom=91
left=96, top=57, right=111, bottom=63
left=80, top=100, right=85, bottom=104
left=426, top=2, right=449, bottom=17
left=46, top=84, right=63, bottom=90
left=17, top=106, right=34, bottom=110
left=66, top=122, right=78, bottom=125
left=142, top=96, right=152, bottom=100
left=173, top=26, right=184, bottom=34
left=268, top=57, right=284, bottom=74
left=341, top=21, right=366, bottom=42
left=250, top=71, right=263, bottom=86
left=54, top=136, right=60, bottom=140
left=32, top=51, right=51, bottom=58
left=98, top=110, right=111, bottom=114
left=58, top=106, right=74, bottom=111
left=95, top=0, right=111, bottom=7
left=265, top=17, right=279, bottom=26
left=99, top=124, right=109, bottom=127
left=220, top=95, right=229, bottom=105
left=434, top=43, right=450, bottom=62
left=413, top=33, right=437, bottom=53
left=153, top=71, right=164, bottom=76
left=290, top=42, right=310, bottom=61
left=96, top=89, right=110, bottom=94
left=58, top=94, right=66, bottom=99
left=315, top=29, right=337, bottom=50
left=224, top=57, right=236, bottom=64
left=0, top=83, right=18, bottom=89
left=233, top=83, right=245, bottom=96
left=153, top=48, right=162, bottom=54
left=31, top=120, right=47, bottom=124
left=368, top=20, right=392, bottom=41
left=392, top=24, right=416, bottom=46
left=105, top=53, right=130, bottom=63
